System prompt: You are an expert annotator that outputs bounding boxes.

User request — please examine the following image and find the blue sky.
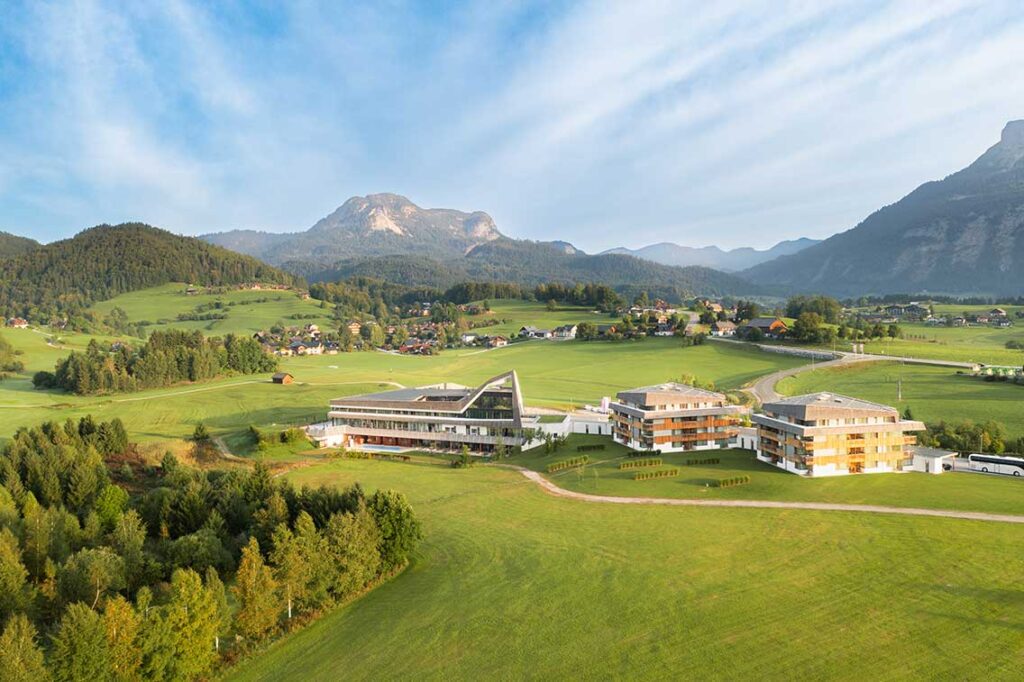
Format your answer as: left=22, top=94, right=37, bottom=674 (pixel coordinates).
left=1, top=1, right=1023, bottom=250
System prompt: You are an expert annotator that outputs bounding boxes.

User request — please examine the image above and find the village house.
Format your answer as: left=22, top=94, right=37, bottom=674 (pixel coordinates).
left=487, top=335, right=509, bottom=348
left=519, top=326, right=553, bottom=339
left=710, top=320, right=737, bottom=337
left=990, top=307, right=1008, bottom=318
left=346, top=321, right=363, bottom=336
left=289, top=339, right=323, bottom=356
left=460, top=333, right=479, bottom=345
left=272, top=372, right=294, bottom=384
left=7, top=317, right=28, bottom=328
left=654, top=323, right=676, bottom=337
left=743, top=317, right=788, bottom=338
left=552, top=324, right=578, bottom=339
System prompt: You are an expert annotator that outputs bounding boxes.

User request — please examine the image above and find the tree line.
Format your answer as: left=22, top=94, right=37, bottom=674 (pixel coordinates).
left=0, top=416, right=421, bottom=679
left=33, top=330, right=277, bottom=395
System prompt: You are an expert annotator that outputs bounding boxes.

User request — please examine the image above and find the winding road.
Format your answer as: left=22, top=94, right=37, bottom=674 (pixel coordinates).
left=514, top=468, right=1024, bottom=524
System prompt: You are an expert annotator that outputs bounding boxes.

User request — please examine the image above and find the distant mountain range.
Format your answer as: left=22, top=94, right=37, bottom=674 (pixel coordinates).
left=601, top=238, right=820, bottom=271
left=202, top=193, right=761, bottom=298
left=743, top=120, right=1024, bottom=296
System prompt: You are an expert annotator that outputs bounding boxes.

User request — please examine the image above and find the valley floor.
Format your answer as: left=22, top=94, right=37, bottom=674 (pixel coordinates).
left=224, top=457, right=1024, bottom=681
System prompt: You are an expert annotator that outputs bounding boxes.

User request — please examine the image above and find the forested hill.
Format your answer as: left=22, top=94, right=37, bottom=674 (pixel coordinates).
left=298, top=238, right=761, bottom=300
left=0, top=230, right=40, bottom=258
left=0, top=223, right=301, bottom=323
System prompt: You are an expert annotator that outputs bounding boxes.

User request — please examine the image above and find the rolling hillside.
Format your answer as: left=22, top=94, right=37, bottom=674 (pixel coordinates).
left=0, top=230, right=40, bottom=258
left=0, top=223, right=301, bottom=322
left=602, top=237, right=819, bottom=271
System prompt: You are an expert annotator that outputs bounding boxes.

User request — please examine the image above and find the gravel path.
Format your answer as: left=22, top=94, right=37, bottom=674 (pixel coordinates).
left=514, top=468, right=1024, bottom=525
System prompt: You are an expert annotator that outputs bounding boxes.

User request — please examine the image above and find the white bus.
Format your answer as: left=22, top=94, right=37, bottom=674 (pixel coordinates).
left=968, top=453, right=1024, bottom=477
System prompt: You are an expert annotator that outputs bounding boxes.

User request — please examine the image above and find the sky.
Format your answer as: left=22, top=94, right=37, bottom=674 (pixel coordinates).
left=1, top=1, right=1023, bottom=251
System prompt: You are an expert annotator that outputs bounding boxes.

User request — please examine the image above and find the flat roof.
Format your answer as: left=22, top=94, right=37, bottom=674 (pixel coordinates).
left=764, top=392, right=898, bottom=418
left=907, top=446, right=958, bottom=459
left=616, top=382, right=726, bottom=405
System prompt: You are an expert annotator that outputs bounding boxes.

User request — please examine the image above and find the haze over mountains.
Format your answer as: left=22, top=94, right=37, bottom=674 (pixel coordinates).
left=743, top=120, right=1024, bottom=297
left=602, top=238, right=820, bottom=272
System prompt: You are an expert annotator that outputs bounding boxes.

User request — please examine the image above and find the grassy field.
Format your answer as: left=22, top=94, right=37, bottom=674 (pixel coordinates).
left=514, top=435, right=1024, bottom=515
left=224, top=457, right=1024, bottom=680
left=777, top=361, right=1024, bottom=439
left=89, top=282, right=336, bottom=337
left=471, top=299, right=613, bottom=337
left=0, top=328, right=805, bottom=452
left=848, top=322, right=1024, bottom=366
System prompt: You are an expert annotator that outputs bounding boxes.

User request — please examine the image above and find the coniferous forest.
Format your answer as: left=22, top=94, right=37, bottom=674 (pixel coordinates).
left=33, top=330, right=278, bottom=395
left=0, top=416, right=421, bottom=680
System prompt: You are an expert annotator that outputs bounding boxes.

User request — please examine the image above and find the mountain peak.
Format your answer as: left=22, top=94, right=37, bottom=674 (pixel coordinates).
left=1000, top=119, right=1024, bottom=149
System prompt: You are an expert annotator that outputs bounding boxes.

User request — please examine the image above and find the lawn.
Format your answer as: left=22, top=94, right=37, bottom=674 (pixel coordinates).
left=224, top=457, right=1024, bottom=680
left=514, top=435, right=1024, bottom=515
left=777, top=361, right=1024, bottom=440
left=0, top=331, right=806, bottom=453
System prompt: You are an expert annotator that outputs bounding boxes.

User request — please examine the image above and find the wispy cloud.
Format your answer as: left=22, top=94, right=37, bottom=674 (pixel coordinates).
left=0, top=0, right=1022, bottom=249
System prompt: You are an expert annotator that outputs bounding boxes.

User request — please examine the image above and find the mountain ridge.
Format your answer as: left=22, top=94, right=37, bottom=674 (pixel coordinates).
left=742, top=120, right=1024, bottom=297
left=601, top=237, right=820, bottom=271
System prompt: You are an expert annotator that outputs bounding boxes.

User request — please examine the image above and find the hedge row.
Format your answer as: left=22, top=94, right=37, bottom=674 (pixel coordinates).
left=626, top=450, right=654, bottom=458
left=547, top=455, right=590, bottom=473
left=576, top=444, right=606, bottom=452
left=633, top=468, right=679, bottom=481
left=714, top=475, right=751, bottom=488
left=682, top=457, right=720, bottom=466
left=341, top=451, right=412, bottom=462
left=619, top=458, right=662, bottom=470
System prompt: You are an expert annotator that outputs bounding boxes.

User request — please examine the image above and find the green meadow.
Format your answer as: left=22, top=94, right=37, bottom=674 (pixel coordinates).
left=777, top=361, right=1024, bottom=440
left=224, top=457, right=1024, bottom=681
left=848, top=322, right=1024, bottom=366
left=0, top=324, right=805, bottom=452
left=90, top=282, right=336, bottom=336
left=514, top=435, right=1024, bottom=515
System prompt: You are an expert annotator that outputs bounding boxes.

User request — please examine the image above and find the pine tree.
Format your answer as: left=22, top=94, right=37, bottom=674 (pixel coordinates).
left=0, top=528, right=31, bottom=622
left=51, top=602, right=111, bottom=682
left=367, top=490, right=422, bottom=572
left=232, top=537, right=280, bottom=641
left=0, top=614, right=49, bottom=682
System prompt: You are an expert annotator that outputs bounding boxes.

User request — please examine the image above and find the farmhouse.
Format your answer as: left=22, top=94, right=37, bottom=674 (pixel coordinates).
left=753, top=393, right=925, bottom=477
left=743, top=317, right=788, bottom=337
left=989, top=307, right=1008, bottom=318
left=519, top=326, right=553, bottom=339
left=552, top=324, right=578, bottom=339
left=486, top=335, right=509, bottom=348
left=272, top=372, right=294, bottom=384
left=325, top=371, right=528, bottom=453
left=6, top=317, right=28, bottom=328
left=710, top=320, right=736, bottom=337
left=610, top=383, right=749, bottom=453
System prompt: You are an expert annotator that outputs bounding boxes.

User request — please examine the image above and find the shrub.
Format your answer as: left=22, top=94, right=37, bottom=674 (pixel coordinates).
left=619, top=458, right=662, bottom=470
left=576, top=443, right=606, bottom=452
left=682, top=457, right=720, bottom=466
left=633, top=468, right=679, bottom=481
left=547, top=456, right=590, bottom=473
left=713, top=475, right=752, bottom=488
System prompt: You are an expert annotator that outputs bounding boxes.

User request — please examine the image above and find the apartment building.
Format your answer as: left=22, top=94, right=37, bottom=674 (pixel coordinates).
left=611, top=383, right=748, bottom=452
left=326, top=370, right=528, bottom=452
left=753, top=392, right=925, bottom=476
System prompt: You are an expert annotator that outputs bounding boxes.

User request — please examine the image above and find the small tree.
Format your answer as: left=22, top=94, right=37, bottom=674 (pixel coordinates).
left=192, top=422, right=210, bottom=442
left=367, top=490, right=422, bottom=572
left=232, top=537, right=280, bottom=642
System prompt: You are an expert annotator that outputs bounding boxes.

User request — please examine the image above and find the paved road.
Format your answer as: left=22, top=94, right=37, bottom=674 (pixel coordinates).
left=515, top=468, right=1024, bottom=524
left=742, top=353, right=879, bottom=404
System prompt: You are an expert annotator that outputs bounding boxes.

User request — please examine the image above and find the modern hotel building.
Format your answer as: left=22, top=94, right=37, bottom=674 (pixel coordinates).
left=610, top=383, right=748, bottom=452
left=753, top=392, right=925, bottom=476
left=325, top=371, right=529, bottom=452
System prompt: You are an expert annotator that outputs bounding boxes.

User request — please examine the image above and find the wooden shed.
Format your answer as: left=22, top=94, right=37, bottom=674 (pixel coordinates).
left=272, top=372, right=294, bottom=385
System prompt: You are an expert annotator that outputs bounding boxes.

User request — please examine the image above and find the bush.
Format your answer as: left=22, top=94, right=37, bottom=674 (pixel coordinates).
left=280, top=427, right=309, bottom=445
left=619, top=458, right=662, bottom=470
left=713, top=475, right=752, bottom=488
left=633, top=468, right=679, bottom=481
left=547, top=456, right=590, bottom=473
left=682, top=457, right=720, bottom=466
left=576, top=444, right=606, bottom=452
